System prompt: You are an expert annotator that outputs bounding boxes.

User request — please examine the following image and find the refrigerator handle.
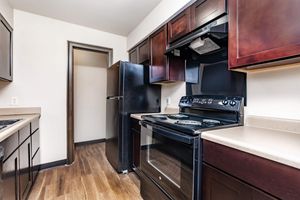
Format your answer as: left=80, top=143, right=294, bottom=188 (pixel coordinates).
left=106, top=96, right=123, bottom=100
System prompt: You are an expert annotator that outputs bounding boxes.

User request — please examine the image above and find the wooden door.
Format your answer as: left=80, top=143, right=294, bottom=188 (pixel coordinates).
left=168, top=8, right=191, bottom=43
left=149, top=25, right=168, bottom=83
left=228, top=0, right=300, bottom=68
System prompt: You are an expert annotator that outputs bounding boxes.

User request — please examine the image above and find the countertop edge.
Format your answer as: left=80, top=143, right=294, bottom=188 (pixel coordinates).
left=0, top=114, right=40, bottom=143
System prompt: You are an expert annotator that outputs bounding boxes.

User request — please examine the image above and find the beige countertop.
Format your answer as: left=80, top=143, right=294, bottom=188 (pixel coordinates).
left=130, top=107, right=179, bottom=121
left=0, top=107, right=41, bottom=142
left=201, top=116, right=300, bottom=169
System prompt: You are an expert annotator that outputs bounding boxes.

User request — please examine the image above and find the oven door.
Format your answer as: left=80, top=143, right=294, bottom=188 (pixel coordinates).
left=140, top=121, right=200, bottom=200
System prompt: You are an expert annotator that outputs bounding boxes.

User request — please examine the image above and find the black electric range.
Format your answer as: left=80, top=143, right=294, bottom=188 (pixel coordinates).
left=139, top=95, right=244, bottom=200
left=142, top=95, right=244, bottom=135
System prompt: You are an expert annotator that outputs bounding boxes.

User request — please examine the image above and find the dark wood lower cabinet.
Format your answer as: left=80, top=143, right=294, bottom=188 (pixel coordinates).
left=203, top=164, right=277, bottom=200
left=0, top=120, right=40, bottom=200
left=1, top=150, right=19, bottom=200
left=131, top=118, right=141, bottom=171
left=19, top=137, right=31, bottom=200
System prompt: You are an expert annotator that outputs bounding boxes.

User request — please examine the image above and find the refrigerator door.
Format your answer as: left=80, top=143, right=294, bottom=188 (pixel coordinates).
left=123, top=63, right=161, bottom=113
left=105, top=97, right=121, bottom=172
left=107, top=61, right=122, bottom=98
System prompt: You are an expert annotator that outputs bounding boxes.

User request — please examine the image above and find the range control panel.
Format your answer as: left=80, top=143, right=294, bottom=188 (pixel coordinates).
left=179, top=95, right=244, bottom=112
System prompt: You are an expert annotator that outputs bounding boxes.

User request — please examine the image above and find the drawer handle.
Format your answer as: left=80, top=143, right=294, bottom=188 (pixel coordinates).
left=159, top=176, right=162, bottom=180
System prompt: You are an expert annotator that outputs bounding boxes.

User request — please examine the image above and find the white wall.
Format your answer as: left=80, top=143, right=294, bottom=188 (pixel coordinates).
left=127, top=0, right=191, bottom=49
left=0, top=10, right=127, bottom=164
left=74, top=49, right=108, bottom=143
left=0, top=0, right=13, bottom=26
left=246, top=66, right=300, bottom=120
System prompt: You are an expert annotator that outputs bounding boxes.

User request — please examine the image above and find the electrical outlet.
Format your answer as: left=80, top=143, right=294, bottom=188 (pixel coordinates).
left=11, top=97, right=18, bottom=106
left=166, top=97, right=171, bottom=105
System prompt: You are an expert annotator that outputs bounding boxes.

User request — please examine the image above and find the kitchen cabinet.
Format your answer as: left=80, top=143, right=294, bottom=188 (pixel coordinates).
left=203, top=140, right=300, bottom=200
left=0, top=13, right=13, bottom=81
left=129, top=48, right=138, bottom=64
left=129, top=39, right=149, bottom=65
left=1, top=150, right=19, bottom=200
left=149, top=25, right=185, bottom=83
left=167, top=8, right=191, bottom=43
left=131, top=118, right=141, bottom=172
left=0, top=118, right=41, bottom=200
left=203, top=164, right=276, bottom=200
left=228, top=0, right=300, bottom=69
left=19, top=137, right=31, bottom=200
left=31, top=119, right=40, bottom=183
left=190, top=0, right=226, bottom=30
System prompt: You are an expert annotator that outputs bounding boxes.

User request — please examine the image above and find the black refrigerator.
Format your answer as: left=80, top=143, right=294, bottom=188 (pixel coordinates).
left=106, top=61, right=161, bottom=173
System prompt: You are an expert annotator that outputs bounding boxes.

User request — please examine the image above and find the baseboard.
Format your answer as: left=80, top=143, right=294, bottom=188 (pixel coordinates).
left=40, top=159, right=67, bottom=170
left=75, top=138, right=106, bottom=146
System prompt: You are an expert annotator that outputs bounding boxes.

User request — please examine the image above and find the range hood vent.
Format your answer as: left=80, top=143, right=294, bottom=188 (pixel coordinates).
left=166, top=15, right=228, bottom=55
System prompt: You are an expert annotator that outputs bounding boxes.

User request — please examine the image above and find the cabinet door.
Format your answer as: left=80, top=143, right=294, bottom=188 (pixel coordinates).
left=137, top=39, right=149, bottom=64
left=0, top=14, right=13, bottom=81
left=191, top=0, right=226, bottom=30
left=19, top=138, right=31, bottom=200
left=31, top=148, right=40, bottom=183
left=131, top=118, right=140, bottom=170
left=1, top=150, right=19, bottom=200
left=228, top=0, right=300, bottom=68
left=168, top=8, right=191, bottom=43
left=129, top=48, right=138, bottom=64
left=149, top=26, right=168, bottom=83
left=203, top=164, right=277, bottom=200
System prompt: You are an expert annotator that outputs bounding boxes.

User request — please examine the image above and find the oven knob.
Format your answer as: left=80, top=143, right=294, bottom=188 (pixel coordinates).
left=230, top=100, right=236, bottom=106
left=222, top=100, right=228, bottom=105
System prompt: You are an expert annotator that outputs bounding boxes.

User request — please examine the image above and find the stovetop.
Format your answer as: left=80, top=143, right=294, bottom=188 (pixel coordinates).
left=142, top=113, right=239, bottom=135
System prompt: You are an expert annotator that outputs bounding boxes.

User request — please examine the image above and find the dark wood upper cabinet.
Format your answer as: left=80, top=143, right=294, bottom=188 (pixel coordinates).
left=129, top=39, right=149, bottom=65
left=191, top=0, right=226, bottom=30
left=149, top=25, right=185, bottom=83
left=149, top=26, right=168, bottom=83
left=137, top=39, right=149, bottom=64
left=129, top=48, right=138, bottom=64
left=228, top=0, right=300, bottom=69
left=0, top=13, right=13, bottom=82
left=167, top=8, right=191, bottom=43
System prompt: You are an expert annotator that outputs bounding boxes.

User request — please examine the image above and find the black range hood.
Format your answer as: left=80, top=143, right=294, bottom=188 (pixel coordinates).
left=166, top=15, right=228, bottom=56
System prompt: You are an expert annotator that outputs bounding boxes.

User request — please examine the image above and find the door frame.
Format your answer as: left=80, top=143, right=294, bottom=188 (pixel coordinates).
left=67, top=41, right=113, bottom=164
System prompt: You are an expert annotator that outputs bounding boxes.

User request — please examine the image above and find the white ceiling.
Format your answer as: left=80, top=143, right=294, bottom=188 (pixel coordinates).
left=8, top=0, right=162, bottom=36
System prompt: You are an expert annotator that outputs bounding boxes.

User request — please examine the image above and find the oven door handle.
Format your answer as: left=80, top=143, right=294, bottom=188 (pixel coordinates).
left=140, top=121, right=195, bottom=144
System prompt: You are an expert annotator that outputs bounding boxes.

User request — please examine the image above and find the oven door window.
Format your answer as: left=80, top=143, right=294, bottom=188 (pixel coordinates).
left=141, top=126, right=194, bottom=200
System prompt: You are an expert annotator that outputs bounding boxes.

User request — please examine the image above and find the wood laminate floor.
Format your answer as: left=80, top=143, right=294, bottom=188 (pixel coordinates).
left=28, top=143, right=142, bottom=200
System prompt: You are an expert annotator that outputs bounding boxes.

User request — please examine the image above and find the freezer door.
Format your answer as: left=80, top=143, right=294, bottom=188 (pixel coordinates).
left=107, top=61, right=122, bottom=97
left=105, top=97, right=121, bottom=171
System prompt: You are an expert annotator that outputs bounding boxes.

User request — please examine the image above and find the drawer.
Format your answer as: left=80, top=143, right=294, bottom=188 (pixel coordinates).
left=0, top=132, right=18, bottom=161
left=31, top=129, right=40, bottom=156
left=31, top=119, right=39, bottom=134
left=19, top=124, right=30, bottom=144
